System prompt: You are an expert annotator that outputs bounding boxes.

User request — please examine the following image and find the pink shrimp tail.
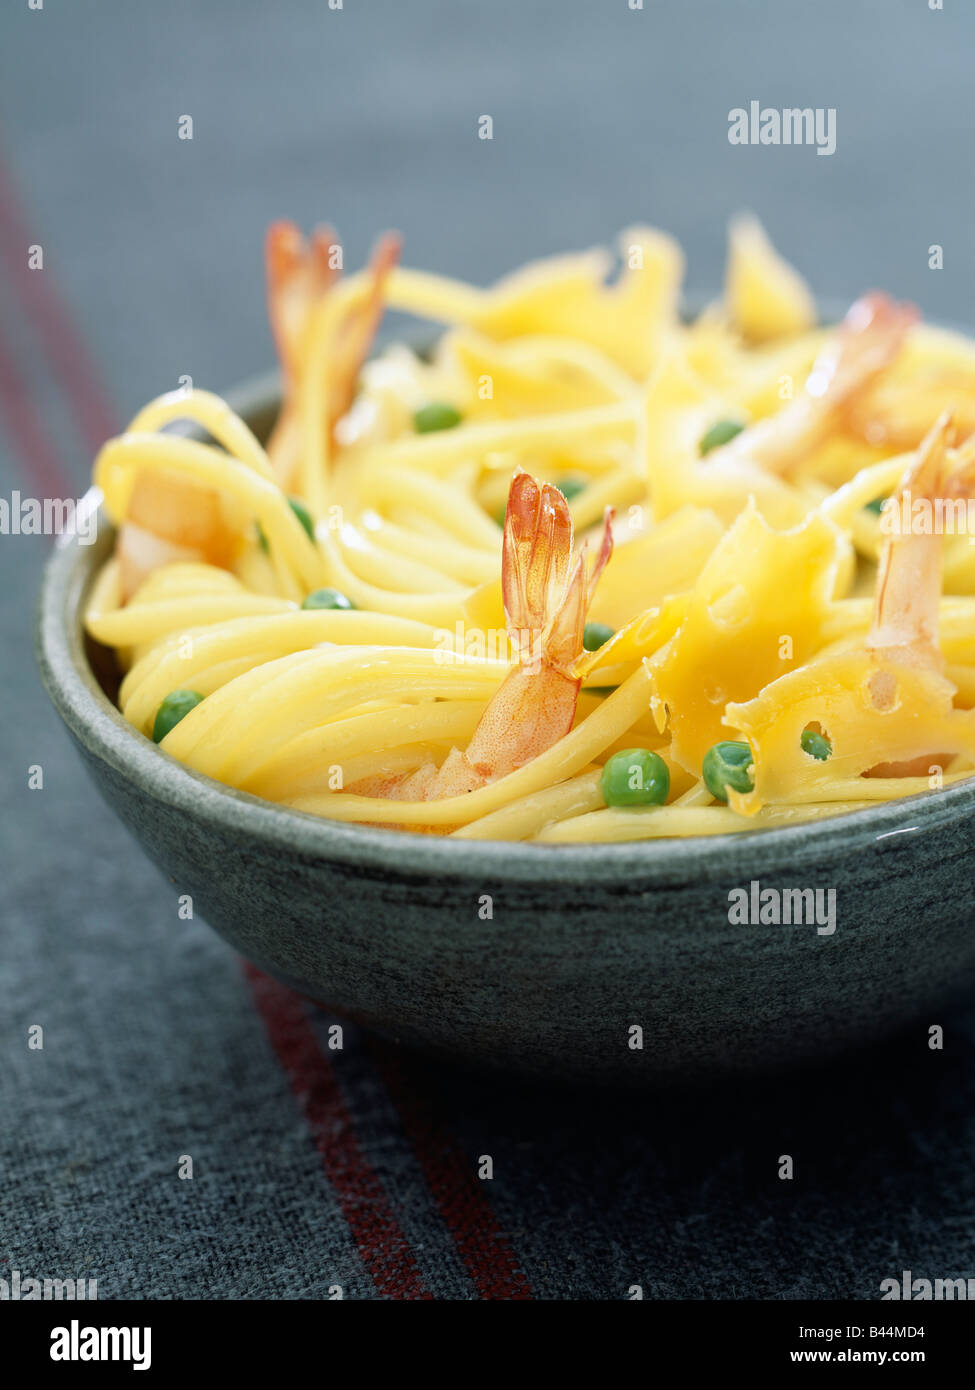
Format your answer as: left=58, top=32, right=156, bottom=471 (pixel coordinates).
left=263, top=222, right=401, bottom=484
left=501, top=471, right=613, bottom=672
left=264, top=220, right=401, bottom=420
left=265, top=220, right=340, bottom=383
left=809, top=291, right=918, bottom=410
left=430, top=474, right=614, bottom=793
left=331, top=231, right=402, bottom=422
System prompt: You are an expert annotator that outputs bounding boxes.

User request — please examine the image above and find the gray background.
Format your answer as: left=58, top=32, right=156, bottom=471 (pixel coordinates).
left=2, top=0, right=974, bottom=1301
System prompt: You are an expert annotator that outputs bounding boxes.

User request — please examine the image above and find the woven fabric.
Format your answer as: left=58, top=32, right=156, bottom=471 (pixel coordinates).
left=2, top=0, right=975, bottom=1301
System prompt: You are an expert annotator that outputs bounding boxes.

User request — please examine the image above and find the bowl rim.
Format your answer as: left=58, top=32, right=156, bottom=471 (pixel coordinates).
left=35, top=369, right=975, bottom=886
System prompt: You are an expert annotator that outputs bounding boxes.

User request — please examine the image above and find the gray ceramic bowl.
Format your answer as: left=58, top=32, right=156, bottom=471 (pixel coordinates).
left=36, top=374, right=975, bottom=1086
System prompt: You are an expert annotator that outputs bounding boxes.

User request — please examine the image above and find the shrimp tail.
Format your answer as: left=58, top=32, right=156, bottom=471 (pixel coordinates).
left=811, top=291, right=918, bottom=413
left=502, top=471, right=574, bottom=656
left=329, top=231, right=402, bottom=429
left=502, top=471, right=613, bottom=672
left=866, top=408, right=954, bottom=685
left=711, top=291, right=918, bottom=478
left=265, top=220, right=339, bottom=384
left=425, top=474, right=614, bottom=799
left=263, top=223, right=401, bottom=485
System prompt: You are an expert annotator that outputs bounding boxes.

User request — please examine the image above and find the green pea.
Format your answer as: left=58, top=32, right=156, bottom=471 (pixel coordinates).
left=555, top=476, right=586, bottom=503
left=494, top=504, right=507, bottom=529
left=801, top=728, right=832, bottom=761
left=413, top=402, right=463, bottom=434
left=702, top=740, right=754, bottom=802
left=583, top=622, right=615, bottom=652
left=600, top=748, right=670, bottom=807
left=258, top=497, right=316, bottom=552
left=152, top=689, right=204, bottom=744
left=302, top=587, right=355, bottom=611
left=699, top=418, right=745, bottom=456
left=587, top=685, right=618, bottom=697
left=864, top=495, right=888, bottom=515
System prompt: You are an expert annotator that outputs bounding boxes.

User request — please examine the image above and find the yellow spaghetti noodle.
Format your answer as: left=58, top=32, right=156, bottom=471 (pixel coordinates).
left=84, top=217, right=975, bottom=840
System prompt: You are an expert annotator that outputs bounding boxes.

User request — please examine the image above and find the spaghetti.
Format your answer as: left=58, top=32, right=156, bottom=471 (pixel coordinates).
left=84, top=217, right=975, bottom=840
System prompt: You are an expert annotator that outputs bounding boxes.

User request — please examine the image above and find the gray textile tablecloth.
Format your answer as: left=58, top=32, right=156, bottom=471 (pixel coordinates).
left=1, top=0, right=974, bottom=1299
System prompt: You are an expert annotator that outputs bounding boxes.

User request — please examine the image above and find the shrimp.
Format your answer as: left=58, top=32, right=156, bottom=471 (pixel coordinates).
left=117, top=223, right=400, bottom=602
left=265, top=221, right=340, bottom=385
left=264, top=221, right=401, bottom=488
left=864, top=410, right=954, bottom=772
left=354, top=473, right=614, bottom=807
left=114, top=226, right=331, bottom=602
left=712, top=292, right=917, bottom=476
left=116, top=469, right=235, bottom=602
left=866, top=409, right=954, bottom=679
left=427, top=473, right=613, bottom=798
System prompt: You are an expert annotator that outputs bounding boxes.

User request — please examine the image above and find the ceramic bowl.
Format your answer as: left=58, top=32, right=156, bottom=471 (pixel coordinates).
left=35, top=374, right=975, bottom=1085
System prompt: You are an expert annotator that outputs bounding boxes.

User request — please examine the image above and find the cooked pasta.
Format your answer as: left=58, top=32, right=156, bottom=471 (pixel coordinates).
left=84, top=217, right=975, bottom=840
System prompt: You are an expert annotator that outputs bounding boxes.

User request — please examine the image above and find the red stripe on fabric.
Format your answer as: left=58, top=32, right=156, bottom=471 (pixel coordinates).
left=369, top=1041, right=534, bottom=1300
left=0, top=323, right=76, bottom=499
left=243, top=965, right=433, bottom=1301
left=0, top=145, right=117, bottom=461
